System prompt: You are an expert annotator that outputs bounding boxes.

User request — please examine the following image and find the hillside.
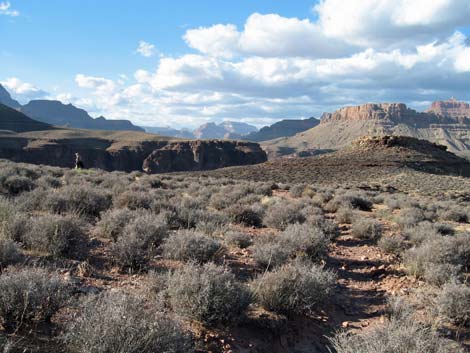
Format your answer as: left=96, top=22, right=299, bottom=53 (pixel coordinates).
left=0, top=103, right=53, bottom=132
left=244, top=117, right=319, bottom=142
left=263, top=103, right=470, bottom=159
left=210, top=135, right=470, bottom=186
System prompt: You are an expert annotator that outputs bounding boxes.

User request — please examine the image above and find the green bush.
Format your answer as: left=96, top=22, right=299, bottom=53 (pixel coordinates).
left=64, top=291, right=193, bottom=353
left=0, top=267, right=72, bottom=332
left=253, top=261, right=335, bottom=316
left=166, top=262, right=252, bottom=327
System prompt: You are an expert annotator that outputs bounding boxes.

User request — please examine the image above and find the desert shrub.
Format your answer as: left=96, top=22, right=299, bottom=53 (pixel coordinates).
left=0, top=175, right=35, bottom=196
left=0, top=267, right=72, bottom=331
left=378, top=236, right=406, bottom=255
left=440, top=207, right=468, bottom=223
left=289, top=184, right=307, bottom=198
left=252, top=224, right=330, bottom=269
left=64, top=291, right=193, bottom=353
left=329, top=318, right=464, bottom=353
left=251, top=235, right=291, bottom=269
left=326, top=191, right=373, bottom=212
left=397, top=207, right=427, bottom=228
left=225, top=231, right=252, bottom=249
left=37, top=175, right=62, bottom=189
left=436, top=282, right=470, bottom=326
left=94, top=208, right=137, bottom=241
left=23, top=214, right=85, bottom=257
left=0, top=238, right=21, bottom=267
left=336, top=207, right=355, bottom=224
left=0, top=198, right=29, bottom=241
left=110, top=214, right=168, bottom=271
left=227, top=205, right=263, bottom=227
left=264, top=203, right=305, bottom=230
left=351, top=218, right=382, bottom=240
left=306, top=215, right=340, bottom=239
left=424, top=263, right=461, bottom=287
left=404, top=234, right=470, bottom=280
left=44, top=185, right=111, bottom=217
left=194, top=211, right=228, bottom=235
left=166, top=262, right=252, bottom=326
left=253, top=261, right=335, bottom=316
left=403, top=221, right=442, bottom=246
left=114, top=190, right=154, bottom=210
left=280, top=223, right=330, bottom=262
left=162, top=230, right=223, bottom=263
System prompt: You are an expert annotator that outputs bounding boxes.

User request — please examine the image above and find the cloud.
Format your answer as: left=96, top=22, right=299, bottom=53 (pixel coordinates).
left=314, top=0, right=470, bottom=48
left=77, top=30, right=470, bottom=127
left=136, top=41, right=157, bottom=57
left=1, top=77, right=48, bottom=102
left=184, top=13, right=355, bottom=58
left=0, top=1, right=19, bottom=17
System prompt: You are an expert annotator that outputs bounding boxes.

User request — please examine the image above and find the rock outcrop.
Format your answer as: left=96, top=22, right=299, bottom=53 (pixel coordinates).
left=0, top=125, right=267, bottom=173
left=262, top=102, right=470, bottom=159
left=426, top=98, right=470, bottom=119
left=142, top=140, right=267, bottom=173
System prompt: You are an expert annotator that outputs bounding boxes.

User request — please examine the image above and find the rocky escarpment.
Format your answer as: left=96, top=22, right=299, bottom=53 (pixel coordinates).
left=426, top=98, right=470, bottom=119
left=142, top=140, right=267, bottom=173
left=0, top=128, right=267, bottom=173
left=263, top=102, right=470, bottom=159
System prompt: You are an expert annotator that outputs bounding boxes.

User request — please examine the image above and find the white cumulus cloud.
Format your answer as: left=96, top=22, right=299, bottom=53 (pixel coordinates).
left=136, top=41, right=157, bottom=57
left=0, top=2, right=19, bottom=17
left=1, top=77, right=48, bottom=102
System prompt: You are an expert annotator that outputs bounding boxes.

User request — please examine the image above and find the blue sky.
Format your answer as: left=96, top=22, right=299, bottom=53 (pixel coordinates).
left=1, top=1, right=316, bottom=91
left=2, top=0, right=470, bottom=128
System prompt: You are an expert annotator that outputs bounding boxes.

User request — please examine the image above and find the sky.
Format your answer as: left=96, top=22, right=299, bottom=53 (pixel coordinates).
left=2, top=0, right=470, bottom=129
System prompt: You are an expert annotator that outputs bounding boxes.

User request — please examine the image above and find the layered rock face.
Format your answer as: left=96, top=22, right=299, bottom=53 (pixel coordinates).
left=426, top=99, right=470, bottom=119
left=0, top=130, right=267, bottom=173
left=263, top=102, right=470, bottom=159
left=142, top=140, right=267, bottom=173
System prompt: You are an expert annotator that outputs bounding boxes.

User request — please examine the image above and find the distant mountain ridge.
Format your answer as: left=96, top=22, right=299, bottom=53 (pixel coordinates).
left=0, top=84, right=143, bottom=132
left=144, top=121, right=258, bottom=140
left=243, top=117, right=319, bottom=142
left=20, top=100, right=144, bottom=132
left=262, top=102, right=470, bottom=159
left=0, top=103, right=53, bottom=132
left=0, top=85, right=21, bottom=109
